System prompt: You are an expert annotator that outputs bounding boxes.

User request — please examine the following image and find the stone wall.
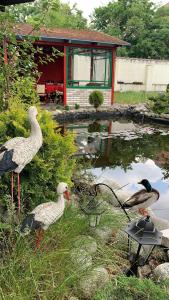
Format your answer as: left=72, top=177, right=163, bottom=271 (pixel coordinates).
left=115, top=57, right=169, bottom=92
left=67, top=88, right=112, bottom=107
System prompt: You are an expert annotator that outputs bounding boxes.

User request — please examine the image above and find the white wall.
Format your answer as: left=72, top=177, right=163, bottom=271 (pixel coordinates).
left=115, top=57, right=169, bottom=92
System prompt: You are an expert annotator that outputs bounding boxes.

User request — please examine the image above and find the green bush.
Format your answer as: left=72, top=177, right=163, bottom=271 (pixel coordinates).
left=89, top=90, right=104, bottom=111
left=0, top=100, right=76, bottom=211
left=64, top=105, right=70, bottom=111
left=149, top=84, right=169, bottom=114
left=75, top=103, right=80, bottom=110
left=8, top=76, right=39, bottom=107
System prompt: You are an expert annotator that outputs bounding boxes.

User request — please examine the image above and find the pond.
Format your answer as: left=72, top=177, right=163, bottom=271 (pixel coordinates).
left=60, top=118, right=169, bottom=220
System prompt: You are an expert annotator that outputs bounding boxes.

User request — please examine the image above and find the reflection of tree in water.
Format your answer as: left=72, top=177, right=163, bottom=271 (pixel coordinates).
left=155, top=151, right=169, bottom=179
left=88, top=121, right=102, bottom=133
left=92, top=133, right=169, bottom=178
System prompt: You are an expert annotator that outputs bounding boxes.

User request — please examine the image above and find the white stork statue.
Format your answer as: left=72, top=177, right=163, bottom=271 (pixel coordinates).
left=0, top=106, right=43, bottom=212
left=20, top=182, right=70, bottom=249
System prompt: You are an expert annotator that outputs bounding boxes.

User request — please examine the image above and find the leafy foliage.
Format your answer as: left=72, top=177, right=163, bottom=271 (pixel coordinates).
left=89, top=90, right=104, bottom=111
left=91, top=0, right=169, bottom=59
left=149, top=84, right=169, bottom=114
left=0, top=11, right=60, bottom=110
left=0, top=100, right=76, bottom=210
left=7, top=0, right=87, bottom=29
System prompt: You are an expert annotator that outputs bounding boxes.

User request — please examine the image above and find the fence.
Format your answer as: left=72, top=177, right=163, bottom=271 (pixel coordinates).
left=115, top=57, right=169, bottom=92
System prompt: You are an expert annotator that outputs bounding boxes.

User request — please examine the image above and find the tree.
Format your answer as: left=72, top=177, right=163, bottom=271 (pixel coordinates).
left=7, top=0, right=87, bottom=29
left=0, top=10, right=58, bottom=110
left=91, top=0, right=169, bottom=59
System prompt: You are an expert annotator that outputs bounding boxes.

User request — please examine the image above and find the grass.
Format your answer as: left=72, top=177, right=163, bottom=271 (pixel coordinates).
left=114, top=91, right=158, bottom=105
left=0, top=205, right=169, bottom=300
left=94, top=277, right=169, bottom=300
left=0, top=206, right=128, bottom=300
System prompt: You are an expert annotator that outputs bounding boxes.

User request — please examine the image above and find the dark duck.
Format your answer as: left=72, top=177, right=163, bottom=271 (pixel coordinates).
left=122, top=179, right=160, bottom=216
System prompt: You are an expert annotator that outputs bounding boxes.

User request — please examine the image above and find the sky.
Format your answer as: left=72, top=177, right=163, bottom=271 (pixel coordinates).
left=62, top=0, right=169, bottom=20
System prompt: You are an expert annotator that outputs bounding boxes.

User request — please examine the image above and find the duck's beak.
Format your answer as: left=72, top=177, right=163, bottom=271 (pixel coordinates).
left=64, top=190, right=70, bottom=201
left=138, top=181, right=141, bottom=184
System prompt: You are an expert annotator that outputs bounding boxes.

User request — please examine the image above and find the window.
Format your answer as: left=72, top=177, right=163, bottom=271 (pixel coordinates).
left=67, top=47, right=112, bottom=88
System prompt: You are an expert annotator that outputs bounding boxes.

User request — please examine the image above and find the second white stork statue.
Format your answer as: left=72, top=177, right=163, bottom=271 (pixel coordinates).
left=20, top=182, right=70, bottom=249
left=0, top=106, right=43, bottom=212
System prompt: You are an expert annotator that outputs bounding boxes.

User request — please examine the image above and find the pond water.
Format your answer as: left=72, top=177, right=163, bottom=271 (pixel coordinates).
left=60, top=119, right=169, bottom=220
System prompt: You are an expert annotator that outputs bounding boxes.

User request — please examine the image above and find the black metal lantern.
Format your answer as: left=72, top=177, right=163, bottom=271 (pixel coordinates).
left=80, top=197, right=106, bottom=228
left=124, top=216, right=162, bottom=276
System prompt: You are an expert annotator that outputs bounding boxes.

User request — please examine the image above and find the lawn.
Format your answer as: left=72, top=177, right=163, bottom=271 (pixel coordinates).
left=0, top=206, right=128, bottom=300
left=0, top=204, right=169, bottom=300
left=114, top=91, right=158, bottom=105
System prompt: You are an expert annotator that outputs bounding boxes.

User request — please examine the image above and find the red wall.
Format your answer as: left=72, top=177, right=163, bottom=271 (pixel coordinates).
left=38, top=56, right=64, bottom=84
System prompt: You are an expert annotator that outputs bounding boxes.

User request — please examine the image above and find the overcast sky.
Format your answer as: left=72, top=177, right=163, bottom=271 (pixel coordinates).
left=62, top=0, right=169, bottom=20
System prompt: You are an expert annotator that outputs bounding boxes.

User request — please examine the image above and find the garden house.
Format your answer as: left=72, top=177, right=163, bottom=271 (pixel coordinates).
left=15, top=24, right=129, bottom=107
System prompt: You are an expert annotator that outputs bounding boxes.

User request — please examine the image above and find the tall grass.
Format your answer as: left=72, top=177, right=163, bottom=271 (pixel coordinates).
left=0, top=206, right=128, bottom=300
left=0, top=205, right=168, bottom=300
left=114, top=91, right=158, bottom=105
left=94, top=277, right=169, bottom=300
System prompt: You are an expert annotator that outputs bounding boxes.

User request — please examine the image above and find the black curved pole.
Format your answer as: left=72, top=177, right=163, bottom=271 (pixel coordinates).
left=94, top=183, right=131, bottom=222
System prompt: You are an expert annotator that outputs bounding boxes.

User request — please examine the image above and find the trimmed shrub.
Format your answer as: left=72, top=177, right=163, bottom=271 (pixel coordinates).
left=89, top=90, right=104, bottom=111
left=64, top=105, right=70, bottom=111
left=0, top=100, right=76, bottom=211
left=75, top=103, right=80, bottom=110
left=149, top=84, right=169, bottom=114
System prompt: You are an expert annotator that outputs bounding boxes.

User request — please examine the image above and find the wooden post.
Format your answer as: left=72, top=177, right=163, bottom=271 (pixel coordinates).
left=90, top=49, right=94, bottom=81
left=63, top=46, right=67, bottom=106
left=111, top=47, right=116, bottom=105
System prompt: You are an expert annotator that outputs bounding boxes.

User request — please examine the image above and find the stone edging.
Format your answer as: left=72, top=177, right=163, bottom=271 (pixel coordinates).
left=52, top=104, right=169, bottom=125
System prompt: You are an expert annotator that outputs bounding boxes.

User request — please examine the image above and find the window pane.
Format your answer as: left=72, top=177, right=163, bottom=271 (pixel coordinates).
left=74, top=54, right=91, bottom=85
left=67, top=47, right=111, bottom=88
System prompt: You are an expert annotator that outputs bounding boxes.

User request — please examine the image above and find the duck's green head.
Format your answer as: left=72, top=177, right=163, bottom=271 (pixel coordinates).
left=138, top=179, right=152, bottom=192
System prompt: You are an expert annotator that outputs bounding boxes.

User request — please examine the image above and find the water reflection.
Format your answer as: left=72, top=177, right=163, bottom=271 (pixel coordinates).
left=64, top=119, right=169, bottom=220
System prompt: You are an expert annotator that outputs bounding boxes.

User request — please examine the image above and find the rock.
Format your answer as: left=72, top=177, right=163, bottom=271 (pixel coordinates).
left=138, top=265, right=152, bottom=278
left=149, top=258, right=160, bottom=270
left=161, top=229, right=169, bottom=248
left=70, top=249, right=92, bottom=271
left=153, top=263, right=169, bottom=281
left=94, top=226, right=113, bottom=243
left=132, top=104, right=149, bottom=113
left=73, top=236, right=97, bottom=255
left=78, top=267, right=110, bottom=299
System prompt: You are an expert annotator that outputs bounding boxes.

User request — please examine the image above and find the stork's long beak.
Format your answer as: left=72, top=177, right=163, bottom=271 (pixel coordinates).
left=64, top=190, right=70, bottom=201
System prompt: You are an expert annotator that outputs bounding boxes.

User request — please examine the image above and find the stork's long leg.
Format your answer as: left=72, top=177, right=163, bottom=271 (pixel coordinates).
left=17, top=173, right=21, bottom=214
left=11, top=171, right=14, bottom=204
left=35, top=228, right=44, bottom=250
